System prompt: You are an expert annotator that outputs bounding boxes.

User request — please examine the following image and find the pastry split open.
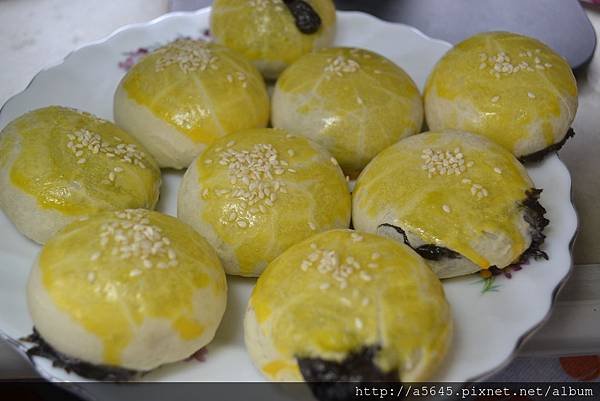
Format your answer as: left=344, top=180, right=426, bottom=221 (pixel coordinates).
left=352, top=131, right=549, bottom=279
left=245, top=229, right=452, bottom=393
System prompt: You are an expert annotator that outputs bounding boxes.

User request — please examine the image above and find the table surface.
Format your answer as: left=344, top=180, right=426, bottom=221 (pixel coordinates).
left=1, top=0, right=599, bottom=381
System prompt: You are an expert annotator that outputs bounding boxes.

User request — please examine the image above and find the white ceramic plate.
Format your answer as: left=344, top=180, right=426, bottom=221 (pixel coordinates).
left=0, top=7, right=576, bottom=391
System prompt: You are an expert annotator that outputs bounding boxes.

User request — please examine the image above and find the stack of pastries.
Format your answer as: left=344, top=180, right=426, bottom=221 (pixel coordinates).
left=0, top=0, right=577, bottom=395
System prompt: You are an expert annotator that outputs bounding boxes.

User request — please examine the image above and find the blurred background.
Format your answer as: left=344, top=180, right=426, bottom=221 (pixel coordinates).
left=0, top=0, right=599, bottom=385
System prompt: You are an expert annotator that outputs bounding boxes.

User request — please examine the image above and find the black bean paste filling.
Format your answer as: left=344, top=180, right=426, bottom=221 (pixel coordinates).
left=377, top=223, right=461, bottom=260
left=22, top=329, right=142, bottom=381
left=283, top=0, right=322, bottom=34
left=297, top=345, right=399, bottom=401
left=519, top=128, right=575, bottom=164
left=377, top=188, right=549, bottom=268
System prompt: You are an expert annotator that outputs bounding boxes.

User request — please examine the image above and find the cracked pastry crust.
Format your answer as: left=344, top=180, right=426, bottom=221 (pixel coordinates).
left=424, top=31, right=577, bottom=159
left=244, top=229, right=452, bottom=384
left=352, top=131, right=548, bottom=278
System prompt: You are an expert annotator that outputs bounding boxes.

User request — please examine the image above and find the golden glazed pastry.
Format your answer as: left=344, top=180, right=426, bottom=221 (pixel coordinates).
left=353, top=131, right=549, bottom=279
left=424, top=31, right=578, bottom=160
left=0, top=106, right=160, bottom=244
left=178, top=128, right=351, bottom=277
left=272, top=47, right=423, bottom=177
left=27, top=209, right=227, bottom=376
left=210, top=0, right=336, bottom=79
left=244, top=229, right=452, bottom=387
left=114, top=39, right=270, bottom=169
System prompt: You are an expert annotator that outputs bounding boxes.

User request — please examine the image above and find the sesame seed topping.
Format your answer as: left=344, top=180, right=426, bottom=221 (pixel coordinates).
left=442, top=204, right=451, bottom=213
left=90, top=252, right=101, bottom=262
left=300, top=246, right=369, bottom=289
left=319, top=282, right=330, bottom=290
left=356, top=96, right=364, bottom=105
left=94, top=209, right=179, bottom=276
left=155, top=39, right=218, bottom=74
left=494, top=167, right=503, bottom=174
left=528, top=92, right=536, bottom=99
left=359, top=271, right=372, bottom=281
left=66, top=128, right=147, bottom=179
left=287, top=149, right=295, bottom=157
left=362, top=297, right=370, bottom=306
left=355, top=318, right=363, bottom=330
left=324, top=55, right=360, bottom=78
left=491, top=96, right=500, bottom=103
left=470, top=183, right=489, bottom=199
left=130, top=269, right=142, bottom=277
left=371, top=252, right=380, bottom=260
left=479, top=49, right=552, bottom=79
left=87, top=272, right=96, bottom=283
left=308, top=222, right=316, bottom=230
left=215, top=143, right=291, bottom=228
left=248, top=0, right=283, bottom=11
left=367, top=263, right=378, bottom=269
left=421, top=147, right=468, bottom=178
left=340, top=297, right=352, bottom=306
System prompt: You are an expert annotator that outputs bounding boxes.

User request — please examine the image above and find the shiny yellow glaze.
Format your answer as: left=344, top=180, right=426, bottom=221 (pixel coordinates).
left=210, top=0, right=336, bottom=67
left=353, top=132, right=533, bottom=268
left=0, top=106, right=160, bottom=215
left=273, top=47, right=423, bottom=177
left=39, top=210, right=226, bottom=366
left=250, top=229, right=451, bottom=379
left=424, top=31, right=577, bottom=154
left=195, top=128, right=351, bottom=276
left=120, top=39, right=269, bottom=144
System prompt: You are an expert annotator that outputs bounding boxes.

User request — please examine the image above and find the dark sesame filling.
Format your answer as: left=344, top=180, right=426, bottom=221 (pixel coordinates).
left=297, top=345, right=399, bottom=401
left=377, top=187, right=549, bottom=268
left=22, top=329, right=141, bottom=381
left=519, top=128, right=575, bottom=164
left=283, top=0, right=322, bottom=34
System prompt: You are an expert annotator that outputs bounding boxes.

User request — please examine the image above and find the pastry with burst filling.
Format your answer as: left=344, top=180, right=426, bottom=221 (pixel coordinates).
left=25, top=209, right=227, bottom=379
left=210, top=0, right=336, bottom=79
left=114, top=38, right=270, bottom=169
left=0, top=106, right=161, bottom=244
left=424, top=31, right=577, bottom=161
left=244, top=229, right=452, bottom=396
left=352, top=131, right=549, bottom=279
left=272, top=47, right=423, bottom=178
left=177, top=128, right=351, bottom=277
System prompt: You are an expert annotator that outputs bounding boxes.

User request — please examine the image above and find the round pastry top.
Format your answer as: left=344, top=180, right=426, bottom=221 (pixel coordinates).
left=210, top=0, right=336, bottom=65
left=424, top=31, right=577, bottom=155
left=250, top=229, right=451, bottom=378
left=353, top=131, right=534, bottom=268
left=190, top=128, right=351, bottom=275
left=119, top=39, right=269, bottom=144
left=0, top=106, right=160, bottom=215
left=36, top=209, right=226, bottom=366
left=274, top=47, right=423, bottom=175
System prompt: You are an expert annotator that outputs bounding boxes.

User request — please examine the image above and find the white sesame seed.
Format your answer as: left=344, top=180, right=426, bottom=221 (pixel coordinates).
left=319, top=282, right=330, bottom=290
left=87, top=272, right=96, bottom=283
left=371, top=252, right=380, bottom=260
left=367, top=263, right=378, bottom=269
left=494, top=167, right=502, bottom=174
left=237, top=220, right=247, bottom=228
left=442, top=204, right=451, bottom=213
left=90, top=252, right=101, bottom=262
left=355, top=318, right=363, bottom=330
left=351, top=233, right=363, bottom=242
left=130, top=269, right=142, bottom=277
left=287, top=149, right=295, bottom=157
left=528, top=92, right=536, bottom=99
left=491, top=96, right=500, bottom=103
left=77, top=158, right=86, bottom=164
left=308, top=222, right=316, bottom=230
left=362, top=297, right=370, bottom=306
left=340, top=297, right=352, bottom=306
